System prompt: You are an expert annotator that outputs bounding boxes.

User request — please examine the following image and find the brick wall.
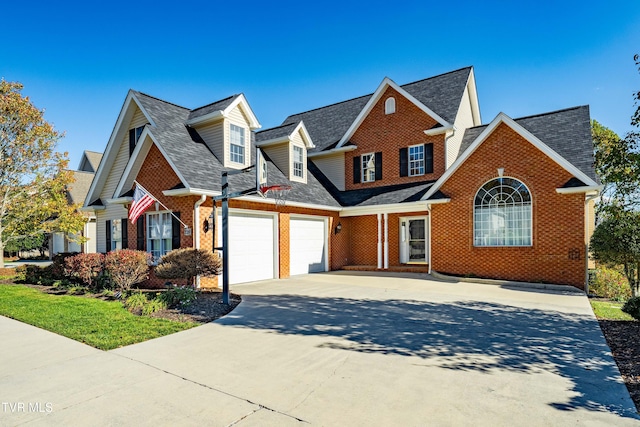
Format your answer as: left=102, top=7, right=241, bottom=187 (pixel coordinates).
left=431, top=122, right=586, bottom=288
left=345, top=86, right=446, bottom=190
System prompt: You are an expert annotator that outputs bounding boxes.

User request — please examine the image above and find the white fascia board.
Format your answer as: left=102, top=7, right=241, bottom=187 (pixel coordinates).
left=84, top=91, right=155, bottom=208
left=106, top=197, right=133, bottom=205
left=466, top=68, right=482, bottom=125
left=163, top=187, right=221, bottom=197
left=424, top=125, right=454, bottom=136
left=340, top=201, right=429, bottom=217
left=426, top=198, right=451, bottom=205
left=422, top=112, right=599, bottom=201
left=556, top=185, right=603, bottom=194
left=237, top=194, right=343, bottom=212
left=224, top=94, right=262, bottom=129
left=113, top=129, right=189, bottom=198
left=293, top=121, right=316, bottom=148
left=336, top=77, right=451, bottom=149
left=185, top=110, right=224, bottom=127
left=308, top=145, right=358, bottom=159
left=80, top=206, right=105, bottom=212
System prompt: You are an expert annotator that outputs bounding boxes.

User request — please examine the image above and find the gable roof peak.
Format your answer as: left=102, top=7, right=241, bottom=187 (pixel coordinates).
left=131, top=90, right=189, bottom=111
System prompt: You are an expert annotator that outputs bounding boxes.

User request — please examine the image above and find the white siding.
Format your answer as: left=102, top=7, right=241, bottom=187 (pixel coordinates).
left=446, top=84, right=476, bottom=169
left=289, top=131, right=307, bottom=183
left=263, top=142, right=289, bottom=178
left=313, top=154, right=346, bottom=191
left=197, top=121, right=225, bottom=162
left=85, top=220, right=97, bottom=253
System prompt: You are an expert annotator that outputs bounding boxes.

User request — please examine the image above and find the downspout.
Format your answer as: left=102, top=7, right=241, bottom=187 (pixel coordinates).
left=194, top=195, right=206, bottom=288
left=584, top=193, right=599, bottom=294
left=427, top=204, right=432, bottom=274
left=384, top=213, right=389, bottom=269
left=377, top=213, right=382, bottom=269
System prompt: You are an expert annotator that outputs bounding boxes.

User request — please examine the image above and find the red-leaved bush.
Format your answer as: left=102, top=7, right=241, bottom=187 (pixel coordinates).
left=64, top=253, right=105, bottom=289
left=104, top=250, right=151, bottom=293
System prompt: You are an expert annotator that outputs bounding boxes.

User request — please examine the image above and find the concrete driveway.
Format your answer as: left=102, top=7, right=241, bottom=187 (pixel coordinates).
left=1, top=272, right=638, bottom=426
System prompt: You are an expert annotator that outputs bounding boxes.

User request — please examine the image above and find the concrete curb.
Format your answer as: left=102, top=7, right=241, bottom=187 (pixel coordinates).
left=430, top=270, right=584, bottom=294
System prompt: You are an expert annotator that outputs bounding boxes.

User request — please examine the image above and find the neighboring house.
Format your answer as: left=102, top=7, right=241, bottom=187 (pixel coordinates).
left=83, top=67, right=599, bottom=290
left=50, top=151, right=103, bottom=255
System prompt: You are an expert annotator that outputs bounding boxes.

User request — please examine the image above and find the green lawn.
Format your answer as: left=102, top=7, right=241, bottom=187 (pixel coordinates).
left=0, top=284, right=198, bottom=350
left=590, top=299, right=635, bottom=321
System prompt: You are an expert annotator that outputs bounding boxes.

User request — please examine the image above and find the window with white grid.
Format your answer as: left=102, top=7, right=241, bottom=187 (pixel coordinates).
left=229, top=124, right=245, bottom=164
left=474, top=177, right=532, bottom=247
left=293, top=145, right=304, bottom=178
left=362, top=153, right=375, bottom=182
left=147, top=212, right=172, bottom=262
left=408, top=144, right=424, bottom=176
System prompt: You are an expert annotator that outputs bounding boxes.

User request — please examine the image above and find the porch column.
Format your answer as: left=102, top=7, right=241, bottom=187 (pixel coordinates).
left=383, top=213, right=389, bottom=269
left=377, top=213, right=382, bottom=269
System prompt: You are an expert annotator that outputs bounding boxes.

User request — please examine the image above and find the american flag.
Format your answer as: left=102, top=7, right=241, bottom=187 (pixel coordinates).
left=129, top=185, right=155, bottom=223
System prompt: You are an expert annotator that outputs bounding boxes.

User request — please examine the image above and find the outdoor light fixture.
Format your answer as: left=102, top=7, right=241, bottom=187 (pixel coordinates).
left=203, top=219, right=209, bottom=234
left=334, top=222, right=342, bottom=235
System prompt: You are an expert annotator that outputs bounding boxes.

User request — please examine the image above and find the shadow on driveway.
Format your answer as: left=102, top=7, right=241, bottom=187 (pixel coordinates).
left=218, top=294, right=638, bottom=420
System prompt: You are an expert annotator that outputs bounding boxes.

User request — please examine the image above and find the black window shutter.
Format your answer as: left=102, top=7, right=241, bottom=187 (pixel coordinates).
left=136, top=217, right=145, bottom=250
left=121, top=218, right=128, bottom=249
left=129, top=129, right=135, bottom=155
left=105, top=220, right=111, bottom=253
left=172, top=212, right=181, bottom=250
left=425, top=143, right=434, bottom=174
left=374, top=152, right=382, bottom=181
left=399, top=148, right=408, bottom=177
left=353, top=156, right=361, bottom=184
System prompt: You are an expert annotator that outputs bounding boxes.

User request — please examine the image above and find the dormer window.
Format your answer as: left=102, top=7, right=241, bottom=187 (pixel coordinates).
left=293, top=146, right=304, bottom=178
left=385, top=97, right=396, bottom=114
left=230, top=124, right=245, bottom=164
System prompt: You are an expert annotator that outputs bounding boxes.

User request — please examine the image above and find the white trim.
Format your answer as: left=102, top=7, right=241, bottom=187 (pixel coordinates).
left=184, top=110, right=224, bottom=127
left=466, top=68, right=482, bottom=125
left=377, top=213, right=382, bottom=269
left=289, top=214, right=330, bottom=273
left=223, top=94, right=261, bottom=129
left=163, top=187, right=220, bottom=197
left=423, top=125, right=454, bottom=136
left=84, top=91, right=155, bottom=208
left=427, top=205, right=432, bottom=274
left=383, top=212, right=389, bottom=269
left=80, top=205, right=105, bottom=212
left=361, top=152, right=376, bottom=183
left=106, top=197, right=133, bottom=205
left=423, top=112, right=600, bottom=201
left=399, top=215, right=429, bottom=264
left=256, top=121, right=315, bottom=149
left=556, top=185, right=603, bottom=194
left=308, top=145, right=358, bottom=158
left=336, top=77, right=451, bottom=149
left=255, top=137, right=289, bottom=147
left=408, top=143, right=425, bottom=177
left=385, top=97, right=396, bottom=114
left=340, top=201, right=429, bottom=217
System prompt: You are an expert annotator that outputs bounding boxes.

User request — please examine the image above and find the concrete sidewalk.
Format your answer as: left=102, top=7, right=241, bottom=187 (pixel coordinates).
left=1, top=272, right=638, bottom=425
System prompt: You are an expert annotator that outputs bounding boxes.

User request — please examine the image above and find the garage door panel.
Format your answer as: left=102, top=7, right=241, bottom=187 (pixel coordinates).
left=290, top=218, right=326, bottom=276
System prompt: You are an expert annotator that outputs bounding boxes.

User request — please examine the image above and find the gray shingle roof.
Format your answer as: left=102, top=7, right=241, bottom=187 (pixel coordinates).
left=280, top=67, right=472, bottom=153
left=83, top=151, right=103, bottom=172
left=457, top=106, right=597, bottom=182
left=187, top=94, right=239, bottom=122
left=67, top=170, right=95, bottom=205
left=130, top=91, right=341, bottom=207
left=255, top=122, right=299, bottom=143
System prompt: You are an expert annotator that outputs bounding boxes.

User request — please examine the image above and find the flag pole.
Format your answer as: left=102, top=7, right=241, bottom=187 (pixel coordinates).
left=133, top=180, right=191, bottom=229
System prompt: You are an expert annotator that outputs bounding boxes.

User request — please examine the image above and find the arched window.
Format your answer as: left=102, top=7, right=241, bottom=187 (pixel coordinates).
left=474, top=177, right=532, bottom=246
left=385, top=97, right=396, bottom=114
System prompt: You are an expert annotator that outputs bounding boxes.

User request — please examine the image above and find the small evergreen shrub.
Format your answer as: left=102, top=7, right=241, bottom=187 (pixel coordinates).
left=105, top=250, right=151, bottom=293
left=589, top=267, right=632, bottom=301
left=159, top=286, right=197, bottom=309
left=622, top=296, right=640, bottom=320
left=64, top=253, right=105, bottom=290
left=19, top=264, right=56, bottom=285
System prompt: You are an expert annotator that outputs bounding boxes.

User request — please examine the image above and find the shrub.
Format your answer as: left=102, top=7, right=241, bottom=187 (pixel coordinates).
left=51, top=252, right=79, bottom=279
left=104, top=250, right=151, bottom=293
left=155, top=248, right=221, bottom=287
left=64, top=253, right=105, bottom=290
left=622, top=296, right=640, bottom=320
left=141, top=298, right=167, bottom=315
left=19, top=264, right=56, bottom=286
left=124, top=292, right=148, bottom=313
left=159, top=286, right=197, bottom=309
left=589, top=267, right=632, bottom=301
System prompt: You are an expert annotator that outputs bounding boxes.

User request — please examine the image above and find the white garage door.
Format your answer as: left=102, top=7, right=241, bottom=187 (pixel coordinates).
left=221, top=212, right=276, bottom=284
left=290, top=217, right=327, bottom=276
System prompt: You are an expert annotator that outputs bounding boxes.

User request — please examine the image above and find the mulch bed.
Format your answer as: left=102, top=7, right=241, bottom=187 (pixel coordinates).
left=599, top=320, right=640, bottom=412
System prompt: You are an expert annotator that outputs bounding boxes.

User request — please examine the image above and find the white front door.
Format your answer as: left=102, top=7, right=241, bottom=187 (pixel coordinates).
left=399, top=217, right=428, bottom=264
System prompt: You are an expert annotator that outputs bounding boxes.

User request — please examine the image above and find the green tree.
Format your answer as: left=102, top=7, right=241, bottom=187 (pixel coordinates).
left=590, top=210, right=640, bottom=297
left=0, top=79, right=86, bottom=267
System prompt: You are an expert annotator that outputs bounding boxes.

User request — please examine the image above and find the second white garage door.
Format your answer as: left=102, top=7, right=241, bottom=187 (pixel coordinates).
left=222, top=212, right=277, bottom=284
left=290, top=216, right=327, bottom=276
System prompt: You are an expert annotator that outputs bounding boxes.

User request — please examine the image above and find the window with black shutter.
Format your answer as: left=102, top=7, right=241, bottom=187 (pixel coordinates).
left=121, top=218, right=128, bottom=249
left=353, top=156, right=361, bottom=184
left=425, top=143, right=434, bottom=174
left=374, top=152, right=382, bottom=181
left=172, top=212, right=181, bottom=249
left=136, top=217, right=145, bottom=250
left=105, top=220, right=111, bottom=253
left=399, top=147, right=408, bottom=177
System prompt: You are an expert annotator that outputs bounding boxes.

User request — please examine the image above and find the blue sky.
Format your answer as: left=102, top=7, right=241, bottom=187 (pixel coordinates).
left=2, top=0, right=639, bottom=168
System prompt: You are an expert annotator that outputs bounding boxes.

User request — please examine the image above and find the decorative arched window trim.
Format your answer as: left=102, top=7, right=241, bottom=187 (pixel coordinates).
left=385, top=97, right=396, bottom=115
left=473, top=177, right=532, bottom=247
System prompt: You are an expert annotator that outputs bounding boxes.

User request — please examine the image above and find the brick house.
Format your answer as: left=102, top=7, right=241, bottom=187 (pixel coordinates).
left=83, top=67, right=599, bottom=290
